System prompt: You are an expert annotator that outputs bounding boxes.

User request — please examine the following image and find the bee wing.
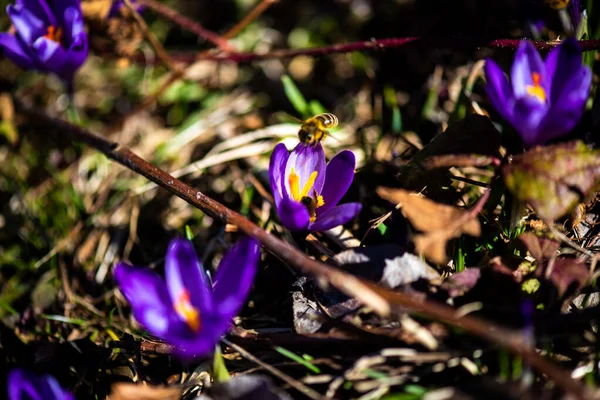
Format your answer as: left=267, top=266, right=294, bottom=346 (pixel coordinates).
left=326, top=131, right=342, bottom=143
left=274, top=112, right=303, bottom=124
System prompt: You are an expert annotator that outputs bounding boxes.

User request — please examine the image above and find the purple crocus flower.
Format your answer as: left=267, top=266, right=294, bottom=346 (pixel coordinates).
left=115, top=237, right=260, bottom=359
left=269, top=142, right=362, bottom=232
left=0, top=0, right=88, bottom=84
left=568, top=0, right=582, bottom=32
left=7, top=368, right=73, bottom=400
left=484, top=38, right=591, bottom=148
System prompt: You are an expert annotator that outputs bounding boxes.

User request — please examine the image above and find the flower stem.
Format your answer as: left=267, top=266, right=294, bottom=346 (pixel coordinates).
left=212, top=345, right=230, bottom=382
left=65, top=81, right=80, bottom=125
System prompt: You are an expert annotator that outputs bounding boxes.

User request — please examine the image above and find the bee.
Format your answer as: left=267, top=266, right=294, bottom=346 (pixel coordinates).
left=298, top=113, right=339, bottom=146
left=300, top=195, right=317, bottom=218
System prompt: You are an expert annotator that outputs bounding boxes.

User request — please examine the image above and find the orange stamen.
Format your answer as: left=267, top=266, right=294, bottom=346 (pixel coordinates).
left=44, top=26, right=63, bottom=44
left=174, top=289, right=201, bottom=332
left=526, top=72, right=547, bottom=103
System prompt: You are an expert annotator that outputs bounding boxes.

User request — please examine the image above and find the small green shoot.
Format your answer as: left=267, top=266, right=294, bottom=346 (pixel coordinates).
left=274, top=346, right=320, bottom=373
left=41, top=314, right=88, bottom=326
left=384, top=85, right=402, bottom=134
left=455, top=237, right=466, bottom=273
left=281, top=75, right=309, bottom=118
left=185, top=225, right=194, bottom=241
left=212, top=345, right=231, bottom=382
left=377, top=222, right=388, bottom=236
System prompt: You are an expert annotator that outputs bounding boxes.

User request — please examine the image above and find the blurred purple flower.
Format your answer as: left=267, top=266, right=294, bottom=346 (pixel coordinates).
left=8, top=368, right=73, bottom=400
left=115, top=237, right=260, bottom=359
left=0, top=0, right=88, bottom=84
left=568, top=0, right=582, bottom=32
left=269, top=142, right=361, bottom=232
left=108, top=0, right=144, bottom=18
left=485, top=38, right=591, bottom=148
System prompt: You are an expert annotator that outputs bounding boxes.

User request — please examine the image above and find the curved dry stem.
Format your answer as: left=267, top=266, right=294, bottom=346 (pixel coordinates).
left=14, top=99, right=594, bottom=400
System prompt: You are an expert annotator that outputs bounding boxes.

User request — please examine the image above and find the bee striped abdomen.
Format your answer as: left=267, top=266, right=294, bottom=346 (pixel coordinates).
left=298, top=113, right=339, bottom=146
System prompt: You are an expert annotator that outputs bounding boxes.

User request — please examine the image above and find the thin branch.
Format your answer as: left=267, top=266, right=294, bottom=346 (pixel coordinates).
left=222, top=338, right=323, bottom=400
left=14, top=100, right=593, bottom=400
left=158, top=37, right=600, bottom=64
left=122, top=0, right=181, bottom=73
left=137, top=0, right=234, bottom=52
left=223, top=0, right=279, bottom=40
left=109, top=0, right=277, bottom=131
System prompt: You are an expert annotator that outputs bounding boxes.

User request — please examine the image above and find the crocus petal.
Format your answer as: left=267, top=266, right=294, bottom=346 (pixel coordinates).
left=114, top=263, right=176, bottom=337
left=269, top=143, right=289, bottom=208
left=32, top=36, right=69, bottom=77
left=8, top=369, right=42, bottom=400
left=212, top=237, right=261, bottom=320
left=511, top=41, right=546, bottom=98
left=318, top=150, right=356, bottom=215
left=170, top=314, right=231, bottom=360
left=60, top=7, right=88, bottom=81
left=164, top=238, right=214, bottom=312
left=309, top=203, right=362, bottom=232
left=284, top=143, right=326, bottom=198
left=18, top=0, right=56, bottom=25
left=568, top=0, right=581, bottom=31
left=7, top=4, right=47, bottom=46
left=484, top=59, right=515, bottom=121
left=545, top=38, right=586, bottom=105
left=62, top=7, right=85, bottom=47
left=278, top=197, right=311, bottom=231
left=8, top=369, right=74, bottom=400
left=51, top=0, right=81, bottom=25
left=512, top=97, right=548, bottom=147
left=538, top=66, right=591, bottom=143
left=59, top=34, right=87, bottom=82
left=0, top=33, right=34, bottom=69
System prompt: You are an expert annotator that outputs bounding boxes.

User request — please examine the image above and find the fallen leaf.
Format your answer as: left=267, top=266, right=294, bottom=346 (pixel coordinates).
left=198, top=374, right=293, bottom=400
left=397, top=114, right=502, bottom=191
left=110, top=383, right=181, bottom=400
left=549, top=257, right=590, bottom=297
left=334, top=245, right=441, bottom=288
left=293, top=245, right=440, bottom=333
left=519, top=232, right=560, bottom=265
left=443, top=268, right=481, bottom=297
left=503, top=141, right=600, bottom=221
left=377, top=188, right=484, bottom=263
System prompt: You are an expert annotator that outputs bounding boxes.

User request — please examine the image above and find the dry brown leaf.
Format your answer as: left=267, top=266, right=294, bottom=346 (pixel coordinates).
left=81, top=0, right=113, bottom=21
left=110, top=383, right=181, bottom=400
left=377, top=187, right=482, bottom=264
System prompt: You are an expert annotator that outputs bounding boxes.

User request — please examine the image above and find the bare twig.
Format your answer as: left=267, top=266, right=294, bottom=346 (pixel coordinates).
left=110, top=0, right=277, bottom=131
left=158, top=38, right=600, bottom=64
left=123, top=0, right=182, bottom=73
left=223, top=0, right=279, bottom=40
left=222, top=338, right=323, bottom=400
left=137, top=0, right=234, bottom=52
left=14, top=100, right=593, bottom=399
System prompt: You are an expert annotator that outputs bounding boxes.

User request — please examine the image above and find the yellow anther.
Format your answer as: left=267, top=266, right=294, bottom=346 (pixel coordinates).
left=288, top=168, right=301, bottom=201
left=288, top=168, right=320, bottom=202
left=300, top=171, right=318, bottom=199
left=174, top=289, right=201, bottom=332
left=44, top=26, right=63, bottom=43
left=526, top=72, right=547, bottom=103
left=316, top=195, right=325, bottom=208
